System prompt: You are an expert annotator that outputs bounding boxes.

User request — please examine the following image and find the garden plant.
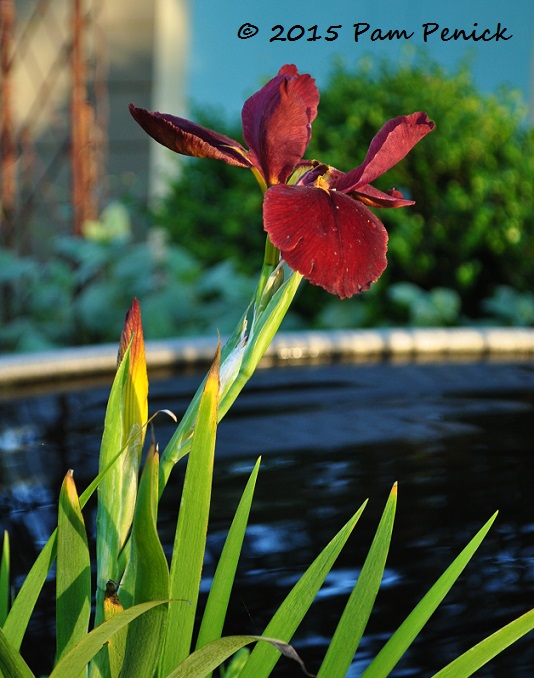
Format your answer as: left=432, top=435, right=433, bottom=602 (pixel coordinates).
left=1, top=64, right=534, bottom=677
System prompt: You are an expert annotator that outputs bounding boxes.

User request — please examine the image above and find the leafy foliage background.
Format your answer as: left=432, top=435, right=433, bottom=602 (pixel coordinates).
left=2, top=53, right=534, bottom=351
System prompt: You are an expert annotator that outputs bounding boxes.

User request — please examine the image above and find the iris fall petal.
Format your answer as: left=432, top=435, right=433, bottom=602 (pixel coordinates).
left=264, top=184, right=388, bottom=299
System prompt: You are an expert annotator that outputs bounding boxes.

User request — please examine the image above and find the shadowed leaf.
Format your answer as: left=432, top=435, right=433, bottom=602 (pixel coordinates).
left=169, top=634, right=315, bottom=678
left=119, top=446, right=170, bottom=677
left=160, top=343, right=221, bottom=675
left=0, top=531, right=10, bottom=626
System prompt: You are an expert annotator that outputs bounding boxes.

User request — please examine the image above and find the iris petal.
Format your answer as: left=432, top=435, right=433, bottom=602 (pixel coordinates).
left=332, top=112, right=435, bottom=192
left=283, top=68, right=319, bottom=125
left=350, top=184, right=414, bottom=208
left=241, top=66, right=319, bottom=185
left=263, top=184, right=388, bottom=299
left=129, top=104, right=252, bottom=168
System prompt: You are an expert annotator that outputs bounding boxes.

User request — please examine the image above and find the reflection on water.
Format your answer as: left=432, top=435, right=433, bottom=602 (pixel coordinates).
left=1, top=359, right=534, bottom=676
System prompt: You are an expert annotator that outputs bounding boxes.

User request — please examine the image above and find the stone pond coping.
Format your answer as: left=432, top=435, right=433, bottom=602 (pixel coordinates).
left=1, top=327, right=534, bottom=387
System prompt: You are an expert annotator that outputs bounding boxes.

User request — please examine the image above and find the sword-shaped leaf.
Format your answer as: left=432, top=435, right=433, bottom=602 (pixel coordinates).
left=0, top=626, right=34, bottom=678
left=119, top=445, right=170, bottom=677
left=196, top=457, right=262, bottom=655
left=169, top=634, right=314, bottom=678
left=317, top=483, right=397, bottom=677
left=94, top=299, right=148, bottom=627
left=56, top=471, right=91, bottom=667
left=49, top=601, right=168, bottom=678
left=159, top=344, right=221, bottom=676
left=159, top=269, right=302, bottom=485
left=433, top=608, right=534, bottom=677
left=360, top=512, right=499, bottom=677
left=238, top=499, right=368, bottom=678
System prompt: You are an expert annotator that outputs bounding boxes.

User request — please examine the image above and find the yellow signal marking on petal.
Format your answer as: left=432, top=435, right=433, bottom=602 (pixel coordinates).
left=313, top=174, right=331, bottom=192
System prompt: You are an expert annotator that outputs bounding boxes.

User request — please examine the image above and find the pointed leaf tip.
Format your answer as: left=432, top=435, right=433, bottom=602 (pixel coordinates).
left=118, top=298, right=144, bottom=366
left=117, top=298, right=149, bottom=438
left=205, top=338, right=222, bottom=395
left=63, top=470, right=79, bottom=501
left=212, top=338, right=222, bottom=373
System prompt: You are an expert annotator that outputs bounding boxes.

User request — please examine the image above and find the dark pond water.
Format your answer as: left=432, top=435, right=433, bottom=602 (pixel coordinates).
left=1, top=358, right=534, bottom=676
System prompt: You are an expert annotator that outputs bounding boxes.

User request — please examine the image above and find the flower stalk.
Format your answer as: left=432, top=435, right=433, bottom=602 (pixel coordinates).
left=128, top=64, right=434, bottom=489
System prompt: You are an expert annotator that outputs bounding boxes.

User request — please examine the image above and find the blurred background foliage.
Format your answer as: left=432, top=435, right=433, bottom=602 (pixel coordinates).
left=0, top=204, right=256, bottom=351
left=1, top=53, right=534, bottom=352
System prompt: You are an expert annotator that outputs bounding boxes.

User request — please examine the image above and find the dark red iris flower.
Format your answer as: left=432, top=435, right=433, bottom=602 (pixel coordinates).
left=129, top=64, right=434, bottom=299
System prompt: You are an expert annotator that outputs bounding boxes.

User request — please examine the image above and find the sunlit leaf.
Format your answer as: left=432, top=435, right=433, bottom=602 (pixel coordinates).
left=0, top=530, right=10, bottom=626
left=56, top=471, right=91, bottom=666
left=160, top=344, right=221, bottom=675
left=49, top=600, right=168, bottom=678
left=2, top=407, right=147, bottom=654
left=94, top=299, right=148, bottom=632
left=433, top=608, right=534, bottom=677
left=223, top=268, right=302, bottom=417
left=117, top=298, right=149, bottom=449
left=361, top=512, right=499, bottom=677
left=238, top=500, right=368, bottom=678
left=159, top=268, right=302, bottom=486
left=2, top=531, right=57, bottom=651
left=318, top=483, right=397, bottom=677
left=0, top=626, right=34, bottom=678
left=94, top=343, right=130, bottom=590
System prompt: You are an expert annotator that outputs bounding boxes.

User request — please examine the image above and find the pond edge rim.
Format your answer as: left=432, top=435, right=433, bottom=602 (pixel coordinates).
left=1, top=326, right=534, bottom=387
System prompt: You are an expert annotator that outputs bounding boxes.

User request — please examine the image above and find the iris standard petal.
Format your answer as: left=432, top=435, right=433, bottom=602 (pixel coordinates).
left=241, top=66, right=319, bottom=185
left=332, top=112, right=435, bottom=192
left=129, top=104, right=252, bottom=168
left=263, top=184, right=388, bottom=299
left=282, top=66, right=319, bottom=125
